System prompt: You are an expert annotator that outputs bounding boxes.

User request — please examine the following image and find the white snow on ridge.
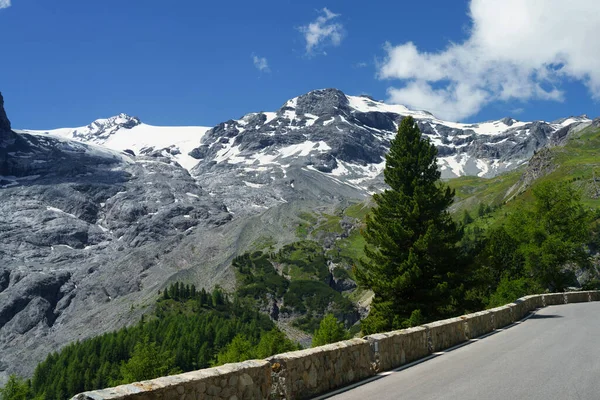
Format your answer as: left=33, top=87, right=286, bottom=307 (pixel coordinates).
left=243, top=181, right=264, bottom=188
left=346, top=95, right=531, bottom=136
left=278, top=141, right=331, bottom=158
left=557, top=117, right=591, bottom=128
left=24, top=122, right=210, bottom=171
left=46, top=206, right=77, bottom=219
left=263, top=112, right=278, bottom=125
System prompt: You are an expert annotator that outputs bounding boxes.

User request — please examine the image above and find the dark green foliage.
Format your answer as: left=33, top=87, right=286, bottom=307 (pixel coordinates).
left=216, top=329, right=298, bottom=364
left=0, top=375, right=32, bottom=400
left=356, top=116, right=465, bottom=334
left=233, top=243, right=356, bottom=333
left=233, top=252, right=289, bottom=299
left=487, top=276, right=537, bottom=308
left=505, top=182, right=591, bottom=291
left=120, top=337, right=181, bottom=383
left=25, top=284, right=292, bottom=400
left=273, top=241, right=329, bottom=281
left=311, top=314, right=350, bottom=347
left=461, top=210, right=474, bottom=225
left=283, top=280, right=355, bottom=332
left=216, top=335, right=255, bottom=365
left=254, top=329, right=300, bottom=358
left=464, top=181, right=593, bottom=307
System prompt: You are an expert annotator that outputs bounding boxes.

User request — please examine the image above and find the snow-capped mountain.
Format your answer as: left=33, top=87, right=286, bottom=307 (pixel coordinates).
left=185, top=89, right=591, bottom=213
left=23, top=88, right=592, bottom=215
left=189, top=89, right=591, bottom=181
left=29, top=89, right=591, bottom=181
left=21, top=114, right=210, bottom=170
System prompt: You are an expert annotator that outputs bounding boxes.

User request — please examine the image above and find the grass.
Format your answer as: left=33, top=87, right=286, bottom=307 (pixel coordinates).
left=343, top=202, right=371, bottom=220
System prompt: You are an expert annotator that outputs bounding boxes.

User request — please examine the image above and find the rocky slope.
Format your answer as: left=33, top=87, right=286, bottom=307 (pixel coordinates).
left=0, top=93, right=231, bottom=382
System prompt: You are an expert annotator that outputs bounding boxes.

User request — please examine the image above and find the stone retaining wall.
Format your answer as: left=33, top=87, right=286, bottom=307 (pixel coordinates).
left=423, top=317, right=468, bottom=352
left=462, top=310, right=494, bottom=339
left=489, top=304, right=514, bottom=328
left=543, top=293, right=565, bottom=305
left=268, top=338, right=373, bottom=400
left=365, top=326, right=429, bottom=372
left=566, top=291, right=591, bottom=303
left=72, top=291, right=600, bottom=400
left=73, top=360, right=270, bottom=400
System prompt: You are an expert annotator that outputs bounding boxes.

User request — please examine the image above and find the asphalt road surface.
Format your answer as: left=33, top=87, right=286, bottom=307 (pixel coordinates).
left=326, top=302, right=600, bottom=400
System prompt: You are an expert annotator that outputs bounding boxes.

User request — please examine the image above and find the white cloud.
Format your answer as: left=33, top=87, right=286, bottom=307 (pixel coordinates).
left=0, top=0, right=11, bottom=9
left=252, top=55, right=270, bottom=73
left=378, top=0, right=600, bottom=121
left=299, top=8, right=344, bottom=55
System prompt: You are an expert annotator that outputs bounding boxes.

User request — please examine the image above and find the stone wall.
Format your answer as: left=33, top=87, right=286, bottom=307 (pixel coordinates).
left=423, top=317, right=468, bottom=352
left=543, top=293, right=565, bottom=306
left=489, top=304, right=514, bottom=328
left=72, top=291, right=600, bottom=400
left=73, top=360, right=271, bottom=400
left=267, top=338, right=373, bottom=400
left=566, top=291, right=592, bottom=303
left=463, top=310, right=494, bottom=339
left=365, top=326, right=429, bottom=372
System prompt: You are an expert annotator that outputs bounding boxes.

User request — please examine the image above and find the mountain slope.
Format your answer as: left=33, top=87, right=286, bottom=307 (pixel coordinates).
left=1, top=88, right=596, bottom=383
left=449, top=118, right=600, bottom=213
left=0, top=94, right=231, bottom=382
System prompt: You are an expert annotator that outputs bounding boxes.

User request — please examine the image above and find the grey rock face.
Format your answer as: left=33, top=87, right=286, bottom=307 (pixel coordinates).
left=0, top=93, right=11, bottom=133
left=0, top=95, right=232, bottom=382
left=0, top=92, right=17, bottom=155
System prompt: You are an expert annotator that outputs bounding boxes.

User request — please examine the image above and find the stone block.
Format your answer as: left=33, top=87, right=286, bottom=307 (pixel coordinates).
left=522, top=295, right=543, bottom=310
left=489, top=305, right=513, bottom=329
left=463, top=310, right=494, bottom=339
left=543, top=293, right=565, bottom=306
left=267, top=338, right=374, bottom=400
left=565, top=291, right=590, bottom=303
left=423, top=317, right=467, bottom=353
left=364, top=326, right=428, bottom=372
left=510, top=298, right=532, bottom=321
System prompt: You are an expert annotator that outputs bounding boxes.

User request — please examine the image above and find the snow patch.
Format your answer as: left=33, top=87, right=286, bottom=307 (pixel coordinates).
left=46, top=206, right=77, bottom=219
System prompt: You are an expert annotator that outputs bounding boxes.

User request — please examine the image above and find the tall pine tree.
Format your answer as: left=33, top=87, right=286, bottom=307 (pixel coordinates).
left=356, top=116, right=464, bottom=334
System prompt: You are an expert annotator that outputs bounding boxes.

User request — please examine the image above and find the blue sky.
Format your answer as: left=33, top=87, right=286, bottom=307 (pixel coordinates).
left=0, top=0, right=598, bottom=129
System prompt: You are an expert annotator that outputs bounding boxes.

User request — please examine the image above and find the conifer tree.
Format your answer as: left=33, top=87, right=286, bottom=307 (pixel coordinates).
left=311, top=314, right=349, bottom=347
left=356, top=116, right=463, bottom=334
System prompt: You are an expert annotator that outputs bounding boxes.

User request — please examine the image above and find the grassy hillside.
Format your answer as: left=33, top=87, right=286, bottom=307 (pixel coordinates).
left=450, top=123, right=600, bottom=213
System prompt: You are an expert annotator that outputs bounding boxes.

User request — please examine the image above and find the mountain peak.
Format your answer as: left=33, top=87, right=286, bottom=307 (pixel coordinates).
left=71, top=113, right=141, bottom=141
left=281, top=88, right=350, bottom=117
left=0, top=92, right=12, bottom=133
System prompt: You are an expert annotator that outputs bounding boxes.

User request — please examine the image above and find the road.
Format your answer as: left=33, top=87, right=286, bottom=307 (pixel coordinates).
left=325, top=302, right=600, bottom=400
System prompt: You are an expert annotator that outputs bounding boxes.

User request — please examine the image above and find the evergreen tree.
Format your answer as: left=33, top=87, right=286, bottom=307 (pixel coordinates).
left=311, top=314, right=349, bottom=347
left=505, top=181, right=591, bottom=291
left=255, top=329, right=298, bottom=358
left=216, top=335, right=254, bottom=364
left=461, top=210, right=474, bottom=226
left=0, top=375, right=31, bottom=400
left=120, top=337, right=180, bottom=383
left=356, top=116, right=464, bottom=334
